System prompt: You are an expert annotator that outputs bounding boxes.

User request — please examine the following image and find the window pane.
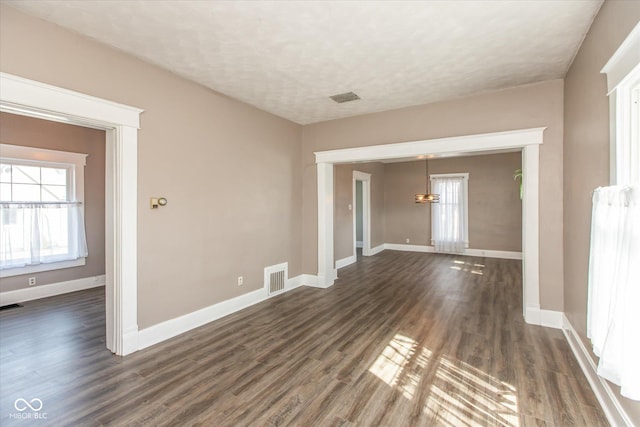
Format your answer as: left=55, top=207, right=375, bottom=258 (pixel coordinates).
left=41, top=208, right=69, bottom=255
left=0, top=183, right=11, bottom=201
left=41, top=167, right=67, bottom=186
left=41, top=185, right=67, bottom=202
left=12, top=183, right=40, bottom=201
left=0, top=164, right=11, bottom=183
left=12, top=165, right=41, bottom=184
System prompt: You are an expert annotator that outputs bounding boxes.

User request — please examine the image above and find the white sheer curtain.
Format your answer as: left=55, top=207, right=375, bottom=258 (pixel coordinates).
left=0, top=202, right=88, bottom=269
left=431, top=176, right=467, bottom=254
left=587, top=185, right=640, bottom=400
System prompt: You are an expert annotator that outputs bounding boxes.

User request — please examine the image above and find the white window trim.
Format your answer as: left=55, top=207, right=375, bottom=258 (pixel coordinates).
left=429, top=173, right=469, bottom=248
left=0, top=143, right=88, bottom=278
left=1, top=259, right=85, bottom=278
left=602, top=22, right=640, bottom=185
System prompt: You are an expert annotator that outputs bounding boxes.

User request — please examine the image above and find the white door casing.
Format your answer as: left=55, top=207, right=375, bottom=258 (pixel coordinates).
left=314, top=127, right=544, bottom=324
left=352, top=171, right=371, bottom=258
left=0, top=72, right=142, bottom=355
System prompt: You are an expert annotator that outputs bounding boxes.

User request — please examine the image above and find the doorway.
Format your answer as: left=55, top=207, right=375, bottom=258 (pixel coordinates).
left=352, top=170, right=371, bottom=258
left=0, top=72, right=142, bottom=355
left=315, top=127, right=544, bottom=325
left=355, top=181, right=363, bottom=254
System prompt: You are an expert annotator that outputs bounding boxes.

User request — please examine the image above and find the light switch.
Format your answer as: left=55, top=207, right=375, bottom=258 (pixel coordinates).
left=151, top=197, right=168, bottom=209
left=348, top=204, right=352, bottom=211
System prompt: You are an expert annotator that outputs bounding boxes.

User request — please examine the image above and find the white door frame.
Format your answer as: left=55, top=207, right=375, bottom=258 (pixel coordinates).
left=352, top=171, right=371, bottom=257
left=0, top=72, right=142, bottom=355
left=315, top=127, right=545, bottom=325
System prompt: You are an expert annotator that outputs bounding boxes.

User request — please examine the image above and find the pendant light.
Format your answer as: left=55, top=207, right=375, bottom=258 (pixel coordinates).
left=414, top=158, right=440, bottom=203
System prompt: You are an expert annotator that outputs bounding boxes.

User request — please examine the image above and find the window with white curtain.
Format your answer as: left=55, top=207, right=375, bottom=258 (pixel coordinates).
left=587, top=24, right=640, bottom=401
left=430, top=173, right=469, bottom=254
left=0, top=144, right=88, bottom=278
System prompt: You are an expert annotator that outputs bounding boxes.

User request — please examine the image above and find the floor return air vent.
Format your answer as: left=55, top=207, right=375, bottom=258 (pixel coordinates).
left=0, top=303, right=24, bottom=311
left=264, top=262, right=288, bottom=296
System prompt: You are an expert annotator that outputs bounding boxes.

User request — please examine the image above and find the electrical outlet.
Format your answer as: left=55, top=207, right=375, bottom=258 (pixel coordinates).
left=406, top=238, right=410, bottom=243
left=28, top=277, right=36, bottom=286
left=237, top=276, right=243, bottom=286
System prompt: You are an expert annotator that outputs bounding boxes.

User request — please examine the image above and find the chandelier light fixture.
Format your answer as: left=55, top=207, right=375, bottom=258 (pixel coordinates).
left=415, top=158, right=440, bottom=203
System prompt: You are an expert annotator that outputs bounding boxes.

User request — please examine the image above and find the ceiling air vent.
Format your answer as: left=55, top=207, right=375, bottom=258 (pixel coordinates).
left=330, top=92, right=360, bottom=103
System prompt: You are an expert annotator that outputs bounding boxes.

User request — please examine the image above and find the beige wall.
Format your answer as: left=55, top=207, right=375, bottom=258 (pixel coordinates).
left=0, top=112, right=106, bottom=292
left=384, top=161, right=431, bottom=246
left=303, top=79, right=564, bottom=310
left=0, top=5, right=303, bottom=329
left=334, top=162, right=384, bottom=261
left=563, top=0, right=640, bottom=421
left=385, top=153, right=522, bottom=251
left=3, top=2, right=639, bottom=417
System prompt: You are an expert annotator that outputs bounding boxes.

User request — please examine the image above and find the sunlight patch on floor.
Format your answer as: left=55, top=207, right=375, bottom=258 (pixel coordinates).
left=368, top=334, right=433, bottom=399
left=451, top=260, right=485, bottom=276
left=369, top=334, right=519, bottom=426
left=425, top=355, right=519, bottom=426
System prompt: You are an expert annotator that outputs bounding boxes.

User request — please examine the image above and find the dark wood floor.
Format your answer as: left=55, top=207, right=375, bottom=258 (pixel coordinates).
left=0, top=251, right=607, bottom=426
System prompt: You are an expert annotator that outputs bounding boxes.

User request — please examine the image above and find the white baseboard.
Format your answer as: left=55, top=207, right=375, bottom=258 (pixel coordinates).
left=463, top=248, right=522, bottom=260
left=0, top=275, right=106, bottom=306
left=563, top=315, right=634, bottom=427
left=308, top=270, right=337, bottom=288
left=524, top=306, right=564, bottom=329
left=464, top=248, right=522, bottom=259
left=336, top=255, right=357, bottom=269
left=286, top=274, right=316, bottom=291
left=368, top=244, right=385, bottom=256
left=385, top=243, right=434, bottom=253
left=298, top=274, right=319, bottom=288
left=137, top=274, right=309, bottom=351
left=122, top=326, right=140, bottom=356
left=382, top=243, right=522, bottom=260
left=356, top=241, right=363, bottom=248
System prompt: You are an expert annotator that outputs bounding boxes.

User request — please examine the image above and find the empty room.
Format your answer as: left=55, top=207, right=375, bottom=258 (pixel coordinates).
left=0, top=1, right=639, bottom=426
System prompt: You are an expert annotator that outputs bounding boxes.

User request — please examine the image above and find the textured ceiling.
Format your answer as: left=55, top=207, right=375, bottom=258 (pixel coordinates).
left=5, top=0, right=602, bottom=125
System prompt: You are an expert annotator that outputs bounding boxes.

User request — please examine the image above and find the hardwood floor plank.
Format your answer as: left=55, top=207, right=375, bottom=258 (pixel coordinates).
left=0, top=251, right=608, bottom=426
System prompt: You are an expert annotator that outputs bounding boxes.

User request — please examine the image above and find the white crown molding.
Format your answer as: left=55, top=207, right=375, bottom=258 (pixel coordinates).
left=563, top=315, right=634, bottom=427
left=0, top=275, right=105, bottom=306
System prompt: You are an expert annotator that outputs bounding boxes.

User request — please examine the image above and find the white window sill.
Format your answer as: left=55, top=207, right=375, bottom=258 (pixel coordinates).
left=0, top=258, right=86, bottom=278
